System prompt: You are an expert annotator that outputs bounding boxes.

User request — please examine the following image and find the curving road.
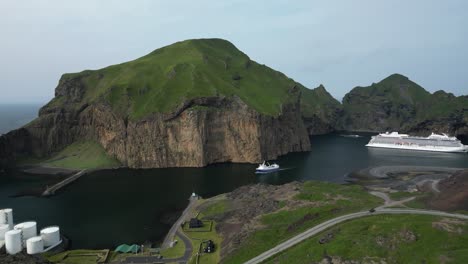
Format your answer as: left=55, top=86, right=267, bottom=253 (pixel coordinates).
left=123, top=230, right=193, bottom=263
left=161, top=196, right=198, bottom=249
left=119, top=196, right=198, bottom=264
left=243, top=208, right=468, bottom=264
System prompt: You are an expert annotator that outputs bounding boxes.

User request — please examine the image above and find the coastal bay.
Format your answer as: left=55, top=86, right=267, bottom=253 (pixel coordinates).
left=1, top=134, right=467, bottom=249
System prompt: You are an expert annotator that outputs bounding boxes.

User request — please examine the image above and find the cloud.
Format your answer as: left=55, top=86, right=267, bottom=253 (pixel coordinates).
left=0, top=0, right=467, bottom=103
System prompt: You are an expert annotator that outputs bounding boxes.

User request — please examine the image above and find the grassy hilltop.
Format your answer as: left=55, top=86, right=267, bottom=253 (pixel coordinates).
left=340, top=73, right=468, bottom=132
left=46, top=38, right=311, bottom=120
left=5, top=38, right=343, bottom=170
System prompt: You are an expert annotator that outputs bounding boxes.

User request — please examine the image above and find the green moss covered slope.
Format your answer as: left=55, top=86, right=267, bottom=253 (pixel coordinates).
left=46, top=38, right=305, bottom=120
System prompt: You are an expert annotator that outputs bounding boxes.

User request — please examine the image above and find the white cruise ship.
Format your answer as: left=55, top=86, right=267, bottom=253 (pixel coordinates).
left=366, top=132, right=468, bottom=153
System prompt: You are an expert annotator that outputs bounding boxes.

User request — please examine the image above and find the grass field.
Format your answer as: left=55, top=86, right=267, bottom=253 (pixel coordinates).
left=47, top=249, right=110, bottom=264
left=108, top=251, right=135, bottom=263
left=160, top=235, right=186, bottom=259
left=198, top=197, right=228, bottom=218
left=183, top=220, right=213, bottom=233
left=220, top=181, right=381, bottom=264
left=40, top=140, right=121, bottom=169
left=263, top=214, right=468, bottom=263
left=388, top=191, right=420, bottom=200
left=300, top=84, right=342, bottom=119
left=403, top=193, right=432, bottom=209
left=186, top=221, right=222, bottom=264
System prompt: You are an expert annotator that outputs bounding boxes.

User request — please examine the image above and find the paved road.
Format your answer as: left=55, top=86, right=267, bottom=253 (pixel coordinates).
left=123, top=230, right=193, bottom=264
left=161, top=196, right=198, bottom=249
left=120, top=196, right=198, bottom=264
left=243, top=208, right=468, bottom=264
left=370, top=191, right=415, bottom=208
left=369, top=191, right=392, bottom=205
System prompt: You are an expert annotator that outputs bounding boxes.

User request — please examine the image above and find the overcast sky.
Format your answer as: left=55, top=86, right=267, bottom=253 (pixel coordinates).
left=1, top=0, right=467, bottom=104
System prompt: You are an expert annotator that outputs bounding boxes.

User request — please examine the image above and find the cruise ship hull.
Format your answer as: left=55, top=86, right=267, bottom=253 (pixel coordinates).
left=366, top=143, right=468, bottom=153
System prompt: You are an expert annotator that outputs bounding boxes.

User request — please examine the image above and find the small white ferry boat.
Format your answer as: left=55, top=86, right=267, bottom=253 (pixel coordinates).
left=366, top=132, right=468, bottom=153
left=255, top=161, right=280, bottom=173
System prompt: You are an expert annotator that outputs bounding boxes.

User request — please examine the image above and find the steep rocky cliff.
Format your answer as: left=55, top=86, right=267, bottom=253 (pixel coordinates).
left=300, top=84, right=342, bottom=135
left=339, top=74, right=468, bottom=139
left=0, top=39, right=313, bottom=169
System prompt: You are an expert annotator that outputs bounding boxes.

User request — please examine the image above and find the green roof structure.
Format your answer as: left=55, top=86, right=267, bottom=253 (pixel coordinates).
left=114, top=244, right=141, bottom=253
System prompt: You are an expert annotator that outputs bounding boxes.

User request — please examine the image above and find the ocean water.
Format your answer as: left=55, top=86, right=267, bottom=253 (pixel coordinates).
left=1, top=132, right=467, bottom=249
left=0, top=103, right=42, bottom=134
left=1, top=104, right=468, bottom=248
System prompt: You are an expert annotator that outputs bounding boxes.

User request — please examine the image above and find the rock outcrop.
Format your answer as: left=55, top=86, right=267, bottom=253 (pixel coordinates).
left=300, top=84, right=343, bottom=135
left=3, top=40, right=466, bottom=171
left=0, top=92, right=310, bottom=169
left=339, top=74, right=468, bottom=140
left=0, top=39, right=313, bottom=169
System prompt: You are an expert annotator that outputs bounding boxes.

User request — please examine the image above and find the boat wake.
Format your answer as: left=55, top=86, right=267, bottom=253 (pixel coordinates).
left=255, top=167, right=294, bottom=174
left=340, top=134, right=362, bottom=138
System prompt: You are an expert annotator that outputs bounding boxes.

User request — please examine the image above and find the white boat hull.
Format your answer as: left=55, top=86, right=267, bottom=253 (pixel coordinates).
left=255, top=168, right=280, bottom=173
left=255, top=161, right=280, bottom=173
left=366, top=143, right=468, bottom=153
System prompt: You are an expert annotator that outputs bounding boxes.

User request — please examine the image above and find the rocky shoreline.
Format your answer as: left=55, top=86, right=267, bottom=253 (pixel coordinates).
left=351, top=165, right=468, bottom=212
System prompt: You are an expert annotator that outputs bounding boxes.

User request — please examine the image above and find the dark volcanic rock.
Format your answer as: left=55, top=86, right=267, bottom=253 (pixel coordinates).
left=340, top=74, right=424, bottom=132
left=300, top=84, right=343, bottom=135
left=429, top=169, right=468, bottom=211
left=0, top=252, right=51, bottom=264
left=0, top=128, right=33, bottom=169
left=0, top=94, right=310, bottom=169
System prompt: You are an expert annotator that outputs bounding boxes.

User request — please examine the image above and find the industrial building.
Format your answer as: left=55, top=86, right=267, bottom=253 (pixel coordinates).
left=0, top=208, right=62, bottom=255
left=203, top=240, right=215, bottom=253
left=189, top=218, right=203, bottom=228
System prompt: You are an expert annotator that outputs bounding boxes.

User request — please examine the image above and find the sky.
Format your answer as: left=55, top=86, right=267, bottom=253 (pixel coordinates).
left=0, top=0, right=467, bottom=104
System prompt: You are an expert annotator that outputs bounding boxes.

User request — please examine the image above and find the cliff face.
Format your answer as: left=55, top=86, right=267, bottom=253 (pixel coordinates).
left=0, top=98, right=310, bottom=168
left=300, top=85, right=342, bottom=135
left=339, top=74, right=468, bottom=139
left=339, top=74, right=424, bottom=132
left=1, top=95, right=309, bottom=169
left=0, top=39, right=312, bottom=169
left=91, top=96, right=309, bottom=168
left=4, top=40, right=466, bottom=170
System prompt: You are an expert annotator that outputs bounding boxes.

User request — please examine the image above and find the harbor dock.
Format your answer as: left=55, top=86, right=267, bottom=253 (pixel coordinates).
left=42, top=169, right=90, bottom=197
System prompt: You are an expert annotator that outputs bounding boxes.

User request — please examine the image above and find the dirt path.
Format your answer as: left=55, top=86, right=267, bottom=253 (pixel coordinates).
left=370, top=191, right=415, bottom=208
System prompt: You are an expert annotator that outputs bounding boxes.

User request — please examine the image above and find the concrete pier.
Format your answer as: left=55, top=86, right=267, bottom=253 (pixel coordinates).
left=42, top=169, right=90, bottom=197
left=161, top=194, right=199, bottom=249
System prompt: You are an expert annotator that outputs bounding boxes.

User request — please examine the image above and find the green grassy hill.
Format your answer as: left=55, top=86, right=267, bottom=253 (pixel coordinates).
left=340, top=73, right=468, bottom=132
left=300, top=84, right=342, bottom=119
left=264, top=214, right=468, bottom=263
left=45, top=38, right=305, bottom=120
left=2, top=38, right=344, bottom=170
left=343, top=73, right=465, bottom=120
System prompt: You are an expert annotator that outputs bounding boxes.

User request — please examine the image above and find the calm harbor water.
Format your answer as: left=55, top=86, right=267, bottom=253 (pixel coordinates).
left=1, top=134, right=468, bottom=249
left=1, top=105, right=468, bottom=249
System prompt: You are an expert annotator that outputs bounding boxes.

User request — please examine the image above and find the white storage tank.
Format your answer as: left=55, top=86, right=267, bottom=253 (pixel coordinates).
left=40, top=226, right=60, bottom=247
left=5, top=229, right=22, bottom=254
left=26, top=236, right=44, bottom=254
left=0, top=224, right=10, bottom=240
left=0, top=208, right=13, bottom=229
left=14, top=221, right=37, bottom=241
